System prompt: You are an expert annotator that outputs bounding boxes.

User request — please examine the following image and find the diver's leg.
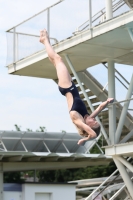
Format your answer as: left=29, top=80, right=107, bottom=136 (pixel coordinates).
left=40, top=29, right=72, bottom=87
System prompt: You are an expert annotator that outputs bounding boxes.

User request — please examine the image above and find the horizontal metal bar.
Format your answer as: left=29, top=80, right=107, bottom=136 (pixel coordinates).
left=6, top=0, right=64, bottom=31
left=0, top=137, right=80, bottom=141
left=7, top=31, right=59, bottom=43
left=8, top=31, right=40, bottom=37
left=108, top=98, right=133, bottom=106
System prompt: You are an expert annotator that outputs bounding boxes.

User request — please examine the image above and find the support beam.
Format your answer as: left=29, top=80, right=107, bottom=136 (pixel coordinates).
left=120, top=129, right=133, bottom=143
left=0, top=164, right=3, bottom=200
left=109, top=183, right=127, bottom=200
left=115, top=74, right=133, bottom=143
left=105, top=0, right=113, bottom=20
left=65, top=55, right=110, bottom=145
left=108, top=60, right=116, bottom=145
left=84, top=168, right=119, bottom=200
left=126, top=27, right=133, bottom=42
left=113, top=157, right=133, bottom=198
left=117, top=156, right=133, bottom=173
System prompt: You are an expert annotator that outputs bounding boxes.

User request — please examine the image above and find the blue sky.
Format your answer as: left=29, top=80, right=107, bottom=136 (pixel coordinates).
left=0, top=0, right=132, bottom=132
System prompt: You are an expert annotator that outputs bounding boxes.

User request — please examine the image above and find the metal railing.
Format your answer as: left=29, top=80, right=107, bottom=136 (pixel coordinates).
left=74, top=0, right=127, bottom=33
left=6, top=0, right=63, bottom=65
left=6, top=0, right=131, bottom=66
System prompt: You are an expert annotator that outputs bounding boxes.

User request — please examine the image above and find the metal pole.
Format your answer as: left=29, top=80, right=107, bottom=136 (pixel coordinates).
left=117, top=156, right=133, bottom=173
left=34, top=169, right=36, bottom=182
left=109, top=184, right=127, bottom=200
left=108, top=60, right=116, bottom=145
left=115, top=74, right=133, bottom=143
left=89, top=0, right=92, bottom=29
left=113, top=157, right=133, bottom=198
left=47, top=8, right=50, bottom=36
left=0, top=164, right=3, bottom=200
left=105, top=0, right=113, bottom=20
left=13, top=27, right=16, bottom=63
left=84, top=168, right=119, bottom=200
left=65, top=54, right=110, bottom=145
left=120, top=129, right=133, bottom=143
left=108, top=98, right=133, bottom=106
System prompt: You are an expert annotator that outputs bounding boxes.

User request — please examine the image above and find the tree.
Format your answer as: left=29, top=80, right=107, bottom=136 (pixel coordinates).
left=14, top=124, right=21, bottom=131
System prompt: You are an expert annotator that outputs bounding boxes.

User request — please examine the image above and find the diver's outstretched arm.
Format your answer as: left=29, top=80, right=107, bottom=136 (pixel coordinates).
left=90, top=98, right=114, bottom=118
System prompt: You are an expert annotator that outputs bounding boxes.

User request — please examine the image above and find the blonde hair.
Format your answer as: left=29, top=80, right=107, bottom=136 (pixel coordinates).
left=75, top=125, right=88, bottom=137
left=75, top=123, right=100, bottom=138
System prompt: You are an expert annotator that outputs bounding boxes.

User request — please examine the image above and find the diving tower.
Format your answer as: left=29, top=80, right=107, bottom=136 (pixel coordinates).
left=5, top=0, right=133, bottom=199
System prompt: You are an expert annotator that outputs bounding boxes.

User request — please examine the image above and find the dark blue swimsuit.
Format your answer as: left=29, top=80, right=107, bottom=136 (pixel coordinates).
left=58, top=82, right=89, bottom=118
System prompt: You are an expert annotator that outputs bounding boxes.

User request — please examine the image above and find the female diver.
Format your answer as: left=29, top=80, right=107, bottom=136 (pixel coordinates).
left=39, top=29, right=114, bottom=145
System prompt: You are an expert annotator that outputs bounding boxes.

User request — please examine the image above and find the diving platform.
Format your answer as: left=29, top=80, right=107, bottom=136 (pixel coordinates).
left=7, top=10, right=133, bottom=79
left=0, top=131, right=111, bottom=172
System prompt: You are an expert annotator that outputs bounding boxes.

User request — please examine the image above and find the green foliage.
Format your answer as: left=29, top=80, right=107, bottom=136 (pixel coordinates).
left=38, top=161, right=117, bottom=183
left=90, top=137, right=106, bottom=154
left=4, top=172, right=25, bottom=183
left=36, top=126, right=47, bottom=132
left=14, top=124, right=21, bottom=131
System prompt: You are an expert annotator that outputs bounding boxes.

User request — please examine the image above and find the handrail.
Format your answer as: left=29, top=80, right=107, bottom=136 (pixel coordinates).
left=7, top=0, right=63, bottom=64
left=8, top=31, right=59, bottom=43
left=75, top=0, right=125, bottom=33
left=6, top=0, right=64, bottom=32
left=103, top=63, right=130, bottom=91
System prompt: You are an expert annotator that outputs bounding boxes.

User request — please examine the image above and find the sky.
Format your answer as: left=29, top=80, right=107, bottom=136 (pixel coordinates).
left=0, top=0, right=132, bottom=132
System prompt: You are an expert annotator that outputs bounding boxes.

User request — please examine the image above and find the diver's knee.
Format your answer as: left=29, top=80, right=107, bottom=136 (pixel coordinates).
left=54, top=54, right=62, bottom=63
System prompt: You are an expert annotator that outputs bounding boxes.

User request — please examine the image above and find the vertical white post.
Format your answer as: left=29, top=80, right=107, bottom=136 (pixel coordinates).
left=0, top=164, right=3, bottom=200
left=47, top=8, right=50, bottom=36
left=16, top=33, right=18, bottom=61
left=105, top=0, right=113, bottom=20
left=13, top=27, right=16, bottom=63
left=108, top=60, right=116, bottom=145
left=113, top=157, right=133, bottom=198
left=115, top=74, right=133, bottom=143
left=89, top=0, right=92, bottom=29
left=34, top=170, right=36, bottom=182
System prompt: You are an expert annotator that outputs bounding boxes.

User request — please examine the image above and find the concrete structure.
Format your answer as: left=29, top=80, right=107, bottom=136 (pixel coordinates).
left=3, top=183, right=76, bottom=200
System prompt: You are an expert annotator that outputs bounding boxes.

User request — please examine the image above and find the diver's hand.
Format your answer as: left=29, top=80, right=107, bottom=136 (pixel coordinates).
left=77, top=138, right=85, bottom=145
left=107, top=98, right=114, bottom=104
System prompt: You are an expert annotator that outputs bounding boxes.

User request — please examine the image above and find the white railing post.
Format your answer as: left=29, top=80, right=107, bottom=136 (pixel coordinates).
left=13, top=27, right=16, bottom=64
left=89, top=0, right=92, bottom=29
left=47, top=8, right=50, bottom=36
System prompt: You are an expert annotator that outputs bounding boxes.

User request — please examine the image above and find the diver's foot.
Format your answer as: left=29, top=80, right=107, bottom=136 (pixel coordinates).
left=39, top=29, right=49, bottom=44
